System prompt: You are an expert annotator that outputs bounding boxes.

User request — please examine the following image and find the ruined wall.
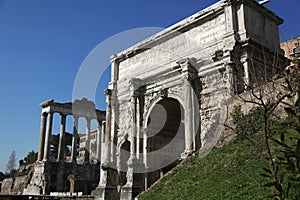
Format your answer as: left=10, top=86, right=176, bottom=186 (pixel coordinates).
left=1, top=178, right=13, bottom=194
left=219, top=77, right=287, bottom=145
left=1, top=165, right=34, bottom=195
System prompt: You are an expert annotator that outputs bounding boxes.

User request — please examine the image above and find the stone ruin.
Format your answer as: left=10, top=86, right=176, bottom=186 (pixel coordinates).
left=1, top=98, right=106, bottom=196
left=1, top=0, right=288, bottom=199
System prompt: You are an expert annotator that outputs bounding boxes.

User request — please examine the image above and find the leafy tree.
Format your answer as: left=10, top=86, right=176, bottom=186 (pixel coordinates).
left=0, top=171, right=5, bottom=181
left=231, top=66, right=300, bottom=199
left=24, top=150, right=38, bottom=164
left=19, top=150, right=38, bottom=167
left=269, top=66, right=300, bottom=199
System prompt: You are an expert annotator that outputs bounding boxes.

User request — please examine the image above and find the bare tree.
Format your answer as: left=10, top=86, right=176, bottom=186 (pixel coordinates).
left=227, top=43, right=300, bottom=199
left=6, top=151, right=17, bottom=176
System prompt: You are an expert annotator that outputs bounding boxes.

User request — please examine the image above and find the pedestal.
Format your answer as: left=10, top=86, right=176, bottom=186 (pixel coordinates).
left=120, top=158, right=145, bottom=200
left=92, top=163, right=119, bottom=200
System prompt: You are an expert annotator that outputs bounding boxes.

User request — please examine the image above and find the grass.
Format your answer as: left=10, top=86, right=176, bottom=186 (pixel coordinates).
left=139, top=140, right=272, bottom=200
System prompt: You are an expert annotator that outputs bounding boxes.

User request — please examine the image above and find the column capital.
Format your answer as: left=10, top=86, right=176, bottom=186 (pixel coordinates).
left=41, top=112, right=48, bottom=117
left=47, top=111, right=54, bottom=116
left=85, top=116, right=92, bottom=123
left=59, top=112, right=67, bottom=118
left=129, top=78, right=144, bottom=97
left=104, top=89, right=112, bottom=97
left=177, top=58, right=198, bottom=81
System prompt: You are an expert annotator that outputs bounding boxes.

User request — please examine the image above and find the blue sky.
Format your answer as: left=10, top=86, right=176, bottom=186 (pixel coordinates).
left=0, top=0, right=299, bottom=172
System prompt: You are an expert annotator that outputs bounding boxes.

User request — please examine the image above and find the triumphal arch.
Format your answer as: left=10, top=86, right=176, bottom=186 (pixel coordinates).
left=6, top=0, right=286, bottom=199
left=94, top=0, right=286, bottom=199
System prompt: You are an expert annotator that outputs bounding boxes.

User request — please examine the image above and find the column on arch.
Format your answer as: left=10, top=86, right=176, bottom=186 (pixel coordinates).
left=179, top=58, right=197, bottom=157
left=104, top=89, right=112, bottom=163
left=130, top=95, right=137, bottom=159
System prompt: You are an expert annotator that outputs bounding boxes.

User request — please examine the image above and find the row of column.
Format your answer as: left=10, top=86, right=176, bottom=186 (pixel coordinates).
left=37, top=111, right=98, bottom=163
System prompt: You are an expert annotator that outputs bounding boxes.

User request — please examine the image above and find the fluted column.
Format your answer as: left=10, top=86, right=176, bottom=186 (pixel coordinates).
left=242, top=57, right=249, bottom=90
left=101, top=121, right=106, bottom=162
left=43, top=112, right=53, bottom=160
left=104, top=89, right=112, bottom=163
left=178, top=58, right=197, bottom=157
left=225, top=63, right=234, bottom=97
left=57, top=113, right=66, bottom=161
left=136, top=97, right=141, bottom=159
left=142, top=129, right=147, bottom=167
left=96, top=122, right=102, bottom=162
left=130, top=95, right=137, bottom=159
left=38, top=112, right=47, bottom=161
left=183, top=76, right=194, bottom=154
left=84, top=118, right=91, bottom=163
left=71, top=116, right=79, bottom=163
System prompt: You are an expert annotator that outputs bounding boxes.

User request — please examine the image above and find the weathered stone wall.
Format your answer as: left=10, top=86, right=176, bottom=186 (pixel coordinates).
left=219, top=77, right=287, bottom=145
left=1, top=178, right=13, bottom=194
left=118, top=12, right=226, bottom=82
left=12, top=176, right=28, bottom=194
left=243, top=3, right=281, bottom=50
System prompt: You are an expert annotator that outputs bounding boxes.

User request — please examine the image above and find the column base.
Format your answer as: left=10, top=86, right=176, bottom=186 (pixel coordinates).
left=92, top=185, right=119, bottom=200
left=120, top=158, right=145, bottom=200
left=181, top=150, right=193, bottom=159
left=93, top=163, right=119, bottom=200
left=120, top=184, right=144, bottom=200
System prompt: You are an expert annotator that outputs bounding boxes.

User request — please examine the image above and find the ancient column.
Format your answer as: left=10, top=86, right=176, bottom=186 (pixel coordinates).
left=136, top=97, right=141, bottom=159
left=178, top=58, right=197, bottom=157
left=183, top=76, right=194, bottom=155
left=38, top=112, right=47, bottom=161
left=120, top=94, right=144, bottom=200
left=225, top=63, right=235, bottom=97
left=130, top=95, right=137, bottom=160
left=84, top=118, right=91, bottom=163
left=57, top=113, right=66, bottom=161
left=241, top=56, right=250, bottom=90
left=92, top=91, right=118, bottom=200
left=142, top=128, right=147, bottom=167
left=71, top=116, right=79, bottom=163
left=110, top=88, right=118, bottom=165
left=99, top=121, right=106, bottom=184
left=101, top=121, right=106, bottom=162
left=43, top=112, right=53, bottom=160
left=104, top=89, right=112, bottom=163
left=96, top=121, right=102, bottom=162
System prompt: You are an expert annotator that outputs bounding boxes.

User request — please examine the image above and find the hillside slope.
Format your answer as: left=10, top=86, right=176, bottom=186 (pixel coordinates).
left=138, top=140, right=271, bottom=200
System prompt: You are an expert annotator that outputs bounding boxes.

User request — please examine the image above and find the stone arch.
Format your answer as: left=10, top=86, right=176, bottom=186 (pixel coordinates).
left=143, top=93, right=185, bottom=129
left=144, top=97, right=185, bottom=188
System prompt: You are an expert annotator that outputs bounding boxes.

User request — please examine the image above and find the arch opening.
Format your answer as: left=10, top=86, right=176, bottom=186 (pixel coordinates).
left=146, top=97, right=185, bottom=188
